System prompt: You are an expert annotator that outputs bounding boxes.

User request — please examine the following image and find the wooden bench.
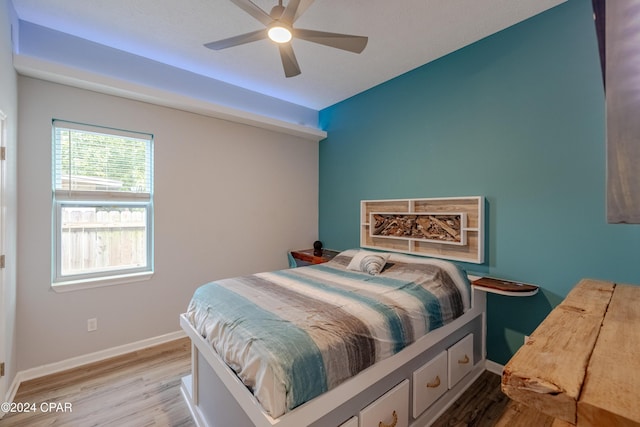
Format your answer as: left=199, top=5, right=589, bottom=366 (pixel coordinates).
left=501, top=278, right=640, bottom=426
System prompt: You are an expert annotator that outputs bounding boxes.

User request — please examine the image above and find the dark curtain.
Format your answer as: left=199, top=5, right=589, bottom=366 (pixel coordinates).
left=605, top=0, right=640, bottom=223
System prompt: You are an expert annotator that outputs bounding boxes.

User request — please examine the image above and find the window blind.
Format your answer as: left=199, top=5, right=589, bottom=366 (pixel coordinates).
left=53, top=120, right=153, bottom=199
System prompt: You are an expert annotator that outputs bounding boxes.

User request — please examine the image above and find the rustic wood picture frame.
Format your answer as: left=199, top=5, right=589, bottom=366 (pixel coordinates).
left=360, top=196, right=484, bottom=264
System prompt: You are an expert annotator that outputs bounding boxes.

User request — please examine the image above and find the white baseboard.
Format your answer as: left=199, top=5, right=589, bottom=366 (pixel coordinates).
left=3, top=330, right=186, bottom=412
left=485, top=359, right=504, bottom=375
left=2, top=377, right=21, bottom=419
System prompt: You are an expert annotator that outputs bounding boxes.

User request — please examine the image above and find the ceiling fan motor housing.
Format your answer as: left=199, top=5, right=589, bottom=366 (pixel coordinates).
left=269, top=4, right=285, bottom=20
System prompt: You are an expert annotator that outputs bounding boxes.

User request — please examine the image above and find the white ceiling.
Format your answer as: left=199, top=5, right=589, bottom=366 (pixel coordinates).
left=11, top=0, right=566, bottom=110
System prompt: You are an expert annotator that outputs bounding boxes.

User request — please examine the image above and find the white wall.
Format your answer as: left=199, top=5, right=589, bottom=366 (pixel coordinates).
left=17, top=76, right=319, bottom=370
left=0, top=0, right=19, bottom=402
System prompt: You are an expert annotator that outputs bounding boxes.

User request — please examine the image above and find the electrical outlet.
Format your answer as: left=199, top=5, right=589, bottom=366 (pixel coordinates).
left=87, top=318, right=98, bottom=332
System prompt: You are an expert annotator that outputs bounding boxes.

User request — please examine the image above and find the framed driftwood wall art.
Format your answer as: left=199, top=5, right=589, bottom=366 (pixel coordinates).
left=360, top=196, right=484, bottom=263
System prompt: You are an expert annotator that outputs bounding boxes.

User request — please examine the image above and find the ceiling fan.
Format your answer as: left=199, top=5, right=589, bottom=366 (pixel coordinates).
left=204, top=0, right=368, bottom=77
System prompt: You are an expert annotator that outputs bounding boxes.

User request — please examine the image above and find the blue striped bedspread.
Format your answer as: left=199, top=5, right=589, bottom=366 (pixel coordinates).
left=186, top=249, right=471, bottom=419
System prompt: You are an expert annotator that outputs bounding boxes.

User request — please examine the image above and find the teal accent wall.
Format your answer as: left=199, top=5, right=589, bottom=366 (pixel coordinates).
left=318, top=0, right=640, bottom=365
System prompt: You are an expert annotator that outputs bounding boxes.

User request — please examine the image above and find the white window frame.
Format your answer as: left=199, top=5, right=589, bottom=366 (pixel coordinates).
left=51, top=120, right=154, bottom=292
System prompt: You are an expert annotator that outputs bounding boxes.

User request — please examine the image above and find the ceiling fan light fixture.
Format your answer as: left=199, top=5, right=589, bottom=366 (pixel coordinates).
left=268, top=25, right=292, bottom=43
left=204, top=0, right=369, bottom=77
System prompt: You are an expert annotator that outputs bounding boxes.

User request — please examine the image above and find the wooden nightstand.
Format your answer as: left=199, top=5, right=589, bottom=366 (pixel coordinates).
left=289, top=248, right=340, bottom=267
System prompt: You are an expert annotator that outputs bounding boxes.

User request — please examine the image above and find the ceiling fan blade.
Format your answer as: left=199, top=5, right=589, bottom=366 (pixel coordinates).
left=204, top=29, right=266, bottom=50
left=280, top=0, right=301, bottom=24
left=278, top=43, right=301, bottom=77
left=292, top=0, right=314, bottom=22
left=294, top=28, right=368, bottom=53
left=229, top=0, right=273, bottom=26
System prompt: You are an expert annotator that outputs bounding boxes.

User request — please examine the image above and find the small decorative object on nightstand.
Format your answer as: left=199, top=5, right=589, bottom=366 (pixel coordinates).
left=471, top=277, right=539, bottom=297
left=313, top=240, right=323, bottom=257
left=289, top=247, right=340, bottom=267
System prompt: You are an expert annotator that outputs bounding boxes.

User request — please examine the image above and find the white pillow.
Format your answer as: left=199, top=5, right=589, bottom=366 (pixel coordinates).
left=347, top=251, right=390, bottom=275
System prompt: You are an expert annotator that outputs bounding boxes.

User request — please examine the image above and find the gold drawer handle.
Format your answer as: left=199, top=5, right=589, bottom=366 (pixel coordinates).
left=426, top=375, right=441, bottom=388
left=379, top=410, right=398, bottom=427
left=458, top=354, right=470, bottom=364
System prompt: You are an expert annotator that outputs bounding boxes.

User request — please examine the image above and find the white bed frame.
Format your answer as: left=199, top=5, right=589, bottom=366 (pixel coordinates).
left=180, top=196, right=488, bottom=427
left=179, top=288, right=486, bottom=427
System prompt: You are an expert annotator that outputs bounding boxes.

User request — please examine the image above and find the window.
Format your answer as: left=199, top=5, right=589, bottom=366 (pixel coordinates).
left=52, top=120, right=154, bottom=290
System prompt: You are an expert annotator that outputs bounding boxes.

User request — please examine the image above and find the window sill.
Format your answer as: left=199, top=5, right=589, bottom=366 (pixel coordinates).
left=52, top=271, right=153, bottom=293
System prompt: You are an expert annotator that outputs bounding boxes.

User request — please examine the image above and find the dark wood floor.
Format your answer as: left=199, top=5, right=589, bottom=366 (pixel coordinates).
left=432, top=369, right=510, bottom=427
left=1, top=338, right=553, bottom=426
left=431, top=370, right=559, bottom=427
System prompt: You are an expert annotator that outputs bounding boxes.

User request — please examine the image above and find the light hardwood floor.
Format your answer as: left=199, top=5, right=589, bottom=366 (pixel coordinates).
left=1, top=338, right=194, bottom=427
left=1, top=338, right=553, bottom=426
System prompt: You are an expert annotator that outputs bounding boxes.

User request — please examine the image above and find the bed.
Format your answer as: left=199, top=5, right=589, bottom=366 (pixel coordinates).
left=180, top=197, right=486, bottom=427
